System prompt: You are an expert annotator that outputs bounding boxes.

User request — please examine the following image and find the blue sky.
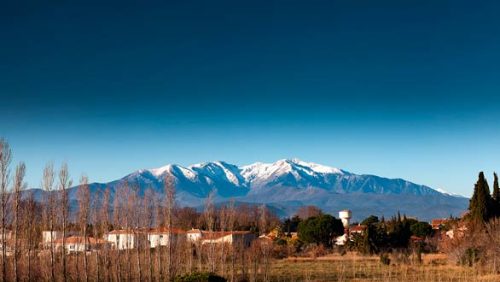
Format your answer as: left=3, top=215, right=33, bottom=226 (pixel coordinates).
left=1, top=1, right=500, bottom=196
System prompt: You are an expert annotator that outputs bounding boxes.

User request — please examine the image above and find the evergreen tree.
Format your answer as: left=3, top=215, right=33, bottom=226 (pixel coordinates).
left=492, top=172, right=500, bottom=216
left=360, top=224, right=378, bottom=254
left=297, top=214, right=344, bottom=248
left=468, top=172, right=493, bottom=223
left=361, top=215, right=379, bottom=226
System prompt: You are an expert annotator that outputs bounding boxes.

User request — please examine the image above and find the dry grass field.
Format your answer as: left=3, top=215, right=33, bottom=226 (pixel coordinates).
left=267, top=253, right=500, bottom=282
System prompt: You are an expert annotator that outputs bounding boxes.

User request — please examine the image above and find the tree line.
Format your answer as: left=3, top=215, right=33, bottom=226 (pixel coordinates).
left=0, top=138, right=285, bottom=282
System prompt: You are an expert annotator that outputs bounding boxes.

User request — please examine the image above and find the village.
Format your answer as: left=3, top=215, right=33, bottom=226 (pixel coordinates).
left=0, top=209, right=460, bottom=257
left=36, top=228, right=256, bottom=254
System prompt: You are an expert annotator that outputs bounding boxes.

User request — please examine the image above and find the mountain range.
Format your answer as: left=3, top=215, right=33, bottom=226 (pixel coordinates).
left=29, top=159, right=468, bottom=221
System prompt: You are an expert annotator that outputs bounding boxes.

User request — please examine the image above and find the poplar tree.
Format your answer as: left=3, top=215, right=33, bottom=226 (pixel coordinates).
left=77, top=175, right=90, bottom=282
left=12, top=162, right=26, bottom=282
left=42, top=163, right=56, bottom=281
left=0, top=139, right=11, bottom=282
left=58, top=163, right=72, bottom=282
left=164, top=175, right=176, bottom=280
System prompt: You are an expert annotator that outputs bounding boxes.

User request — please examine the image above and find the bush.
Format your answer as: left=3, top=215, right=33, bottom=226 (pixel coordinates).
left=459, top=248, right=481, bottom=267
left=410, top=221, right=433, bottom=238
left=271, top=244, right=289, bottom=259
left=275, top=238, right=287, bottom=246
left=174, top=272, right=227, bottom=282
left=379, top=253, right=391, bottom=265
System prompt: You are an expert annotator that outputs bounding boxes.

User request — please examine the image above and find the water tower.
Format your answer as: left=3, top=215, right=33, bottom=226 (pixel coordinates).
left=339, top=210, right=352, bottom=232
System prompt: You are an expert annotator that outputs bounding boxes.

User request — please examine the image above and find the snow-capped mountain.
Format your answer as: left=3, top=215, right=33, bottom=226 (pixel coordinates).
left=33, top=159, right=468, bottom=221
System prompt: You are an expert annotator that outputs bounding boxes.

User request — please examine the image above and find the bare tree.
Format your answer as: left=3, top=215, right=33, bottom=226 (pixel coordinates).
left=174, top=207, right=200, bottom=230
left=101, top=188, right=111, bottom=282
left=124, top=183, right=132, bottom=282
left=227, top=200, right=236, bottom=282
left=42, top=163, right=56, bottom=281
left=77, top=175, right=90, bottom=282
left=58, top=163, right=72, bottom=282
left=219, top=205, right=229, bottom=277
left=24, top=191, right=37, bottom=281
left=112, top=188, right=122, bottom=282
left=204, top=190, right=216, bottom=273
left=130, top=184, right=142, bottom=281
left=164, top=174, right=176, bottom=280
left=12, top=162, right=26, bottom=282
left=259, top=205, right=271, bottom=282
left=156, top=197, right=163, bottom=282
left=0, top=139, right=11, bottom=282
left=143, top=189, right=156, bottom=282
left=296, top=205, right=322, bottom=220
left=90, top=189, right=103, bottom=282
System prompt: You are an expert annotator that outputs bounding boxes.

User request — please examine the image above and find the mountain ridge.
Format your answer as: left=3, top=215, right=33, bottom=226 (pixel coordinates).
left=27, top=159, right=468, bottom=221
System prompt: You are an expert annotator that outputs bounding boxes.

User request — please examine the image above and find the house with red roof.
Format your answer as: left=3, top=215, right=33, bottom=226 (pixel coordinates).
left=147, top=227, right=186, bottom=248
left=54, top=236, right=110, bottom=253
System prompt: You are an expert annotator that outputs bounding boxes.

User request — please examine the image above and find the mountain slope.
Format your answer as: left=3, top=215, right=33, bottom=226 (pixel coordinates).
left=33, top=159, right=468, bottom=221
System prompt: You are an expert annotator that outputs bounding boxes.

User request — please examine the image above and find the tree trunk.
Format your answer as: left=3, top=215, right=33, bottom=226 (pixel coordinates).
left=13, top=163, right=25, bottom=282
left=59, top=163, right=72, bottom=282
left=41, top=163, right=56, bottom=281
left=0, top=140, right=11, bottom=282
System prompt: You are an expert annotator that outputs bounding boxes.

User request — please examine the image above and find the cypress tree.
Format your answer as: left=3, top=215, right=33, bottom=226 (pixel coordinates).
left=492, top=172, right=500, bottom=216
left=361, top=224, right=378, bottom=254
left=468, top=172, right=493, bottom=223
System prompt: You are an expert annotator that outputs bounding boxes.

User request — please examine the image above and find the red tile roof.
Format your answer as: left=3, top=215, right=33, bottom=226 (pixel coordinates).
left=431, top=219, right=449, bottom=229
left=54, top=236, right=108, bottom=245
left=187, top=229, right=202, bottom=234
left=147, top=227, right=186, bottom=234
left=350, top=225, right=367, bottom=232
left=106, top=230, right=136, bottom=235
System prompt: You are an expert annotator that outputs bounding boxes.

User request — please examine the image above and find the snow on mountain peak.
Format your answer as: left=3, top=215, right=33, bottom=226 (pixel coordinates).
left=240, top=158, right=344, bottom=182
left=189, top=161, right=243, bottom=186
left=149, top=164, right=197, bottom=180
left=435, top=187, right=461, bottom=197
left=149, top=164, right=172, bottom=176
left=287, top=158, right=344, bottom=174
left=128, top=159, right=464, bottom=208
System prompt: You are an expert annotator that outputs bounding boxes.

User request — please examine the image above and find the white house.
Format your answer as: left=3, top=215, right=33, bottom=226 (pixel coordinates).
left=200, top=231, right=255, bottom=247
left=54, top=236, right=109, bottom=254
left=104, top=230, right=137, bottom=250
left=42, top=231, right=63, bottom=248
left=186, top=229, right=203, bottom=242
left=147, top=227, right=185, bottom=248
left=335, top=233, right=349, bottom=246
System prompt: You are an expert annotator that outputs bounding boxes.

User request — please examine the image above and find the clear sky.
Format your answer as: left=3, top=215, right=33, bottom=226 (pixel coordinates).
left=1, top=1, right=499, bottom=196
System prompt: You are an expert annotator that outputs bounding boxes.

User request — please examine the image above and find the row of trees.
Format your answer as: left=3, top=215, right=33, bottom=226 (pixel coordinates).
left=353, top=214, right=433, bottom=255
left=281, top=207, right=433, bottom=255
left=442, top=171, right=500, bottom=273
left=0, top=139, right=283, bottom=282
left=468, top=171, right=500, bottom=223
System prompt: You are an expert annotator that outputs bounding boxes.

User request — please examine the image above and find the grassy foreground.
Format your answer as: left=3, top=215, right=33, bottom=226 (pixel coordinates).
left=267, top=253, right=500, bottom=282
